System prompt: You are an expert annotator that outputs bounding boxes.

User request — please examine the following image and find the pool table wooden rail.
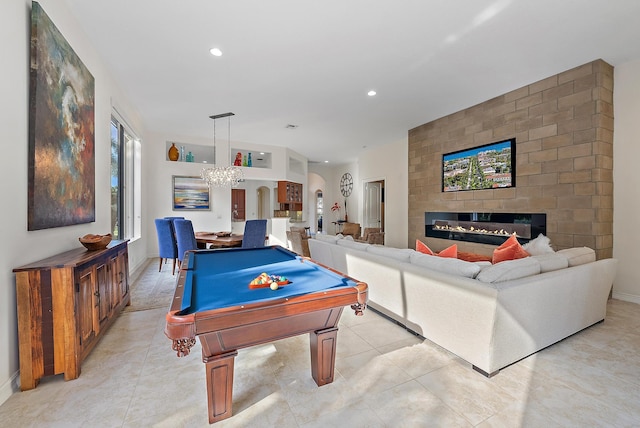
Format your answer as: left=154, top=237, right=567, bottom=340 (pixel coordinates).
left=165, top=268, right=368, bottom=357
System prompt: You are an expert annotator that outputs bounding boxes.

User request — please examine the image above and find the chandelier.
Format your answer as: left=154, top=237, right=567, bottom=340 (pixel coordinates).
left=201, top=112, right=244, bottom=187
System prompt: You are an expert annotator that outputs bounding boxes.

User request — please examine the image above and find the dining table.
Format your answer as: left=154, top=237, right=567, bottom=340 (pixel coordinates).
left=195, top=232, right=243, bottom=249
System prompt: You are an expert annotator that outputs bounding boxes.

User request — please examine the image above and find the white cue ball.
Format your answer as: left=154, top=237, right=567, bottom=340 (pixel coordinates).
left=270, top=282, right=279, bottom=290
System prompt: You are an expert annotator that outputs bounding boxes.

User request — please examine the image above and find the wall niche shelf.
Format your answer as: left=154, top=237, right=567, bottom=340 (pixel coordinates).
left=165, top=141, right=214, bottom=164
left=231, top=148, right=272, bottom=169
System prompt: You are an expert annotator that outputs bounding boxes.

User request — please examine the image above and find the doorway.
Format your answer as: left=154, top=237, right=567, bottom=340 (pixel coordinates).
left=315, top=190, right=323, bottom=232
left=257, top=186, right=271, bottom=219
left=363, top=179, right=384, bottom=231
left=231, top=188, right=246, bottom=221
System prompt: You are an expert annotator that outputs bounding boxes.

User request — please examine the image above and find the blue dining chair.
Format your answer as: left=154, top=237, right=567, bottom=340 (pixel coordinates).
left=242, top=219, right=268, bottom=248
left=174, top=219, right=199, bottom=266
left=154, top=218, right=178, bottom=275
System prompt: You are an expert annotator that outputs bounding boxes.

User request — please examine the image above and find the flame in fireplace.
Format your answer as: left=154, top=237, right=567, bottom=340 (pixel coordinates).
left=434, top=224, right=517, bottom=237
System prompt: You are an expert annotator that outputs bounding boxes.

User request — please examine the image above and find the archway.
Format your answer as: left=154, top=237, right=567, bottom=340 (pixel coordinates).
left=256, top=186, right=271, bottom=219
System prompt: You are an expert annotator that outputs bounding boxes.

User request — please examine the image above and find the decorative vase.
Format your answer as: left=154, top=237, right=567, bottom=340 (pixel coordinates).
left=168, top=143, right=179, bottom=161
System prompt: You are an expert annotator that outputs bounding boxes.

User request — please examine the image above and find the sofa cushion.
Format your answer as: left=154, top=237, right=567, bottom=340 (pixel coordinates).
left=492, top=235, right=530, bottom=264
left=476, top=257, right=541, bottom=283
left=557, top=247, right=596, bottom=267
left=367, top=245, right=415, bottom=262
left=409, top=252, right=481, bottom=278
left=522, top=233, right=555, bottom=256
left=336, top=239, right=370, bottom=251
left=314, top=234, right=340, bottom=244
left=533, top=253, right=569, bottom=273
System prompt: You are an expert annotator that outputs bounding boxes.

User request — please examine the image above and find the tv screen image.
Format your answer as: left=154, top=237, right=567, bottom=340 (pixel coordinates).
left=442, top=138, right=516, bottom=192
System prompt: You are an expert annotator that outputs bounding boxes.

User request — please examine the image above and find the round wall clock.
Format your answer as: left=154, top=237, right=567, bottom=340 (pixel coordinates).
left=340, top=172, right=353, bottom=197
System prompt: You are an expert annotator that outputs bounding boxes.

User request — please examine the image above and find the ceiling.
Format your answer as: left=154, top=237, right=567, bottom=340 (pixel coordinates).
left=63, top=0, right=640, bottom=164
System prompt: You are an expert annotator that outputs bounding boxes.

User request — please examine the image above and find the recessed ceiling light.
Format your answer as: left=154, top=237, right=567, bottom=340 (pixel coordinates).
left=209, top=48, right=222, bottom=57
left=324, top=160, right=329, bottom=163
left=367, top=90, right=377, bottom=96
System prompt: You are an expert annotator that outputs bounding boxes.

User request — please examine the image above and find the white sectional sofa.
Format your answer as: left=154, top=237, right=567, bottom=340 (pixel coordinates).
left=308, top=235, right=618, bottom=376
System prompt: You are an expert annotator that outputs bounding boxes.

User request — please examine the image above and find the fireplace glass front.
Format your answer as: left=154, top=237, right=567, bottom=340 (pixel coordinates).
left=425, top=212, right=546, bottom=246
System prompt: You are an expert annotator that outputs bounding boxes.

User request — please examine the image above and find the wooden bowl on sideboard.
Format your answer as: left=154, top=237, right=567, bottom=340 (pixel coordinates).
left=79, top=233, right=112, bottom=251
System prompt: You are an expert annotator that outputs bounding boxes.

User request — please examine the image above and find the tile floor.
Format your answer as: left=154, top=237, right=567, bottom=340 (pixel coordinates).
left=1, top=262, right=640, bottom=427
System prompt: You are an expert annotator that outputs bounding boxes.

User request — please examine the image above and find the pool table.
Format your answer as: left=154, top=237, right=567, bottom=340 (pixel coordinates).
left=164, top=246, right=368, bottom=424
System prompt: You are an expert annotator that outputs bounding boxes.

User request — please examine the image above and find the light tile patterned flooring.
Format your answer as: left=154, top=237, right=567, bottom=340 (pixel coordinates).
left=2, top=261, right=640, bottom=427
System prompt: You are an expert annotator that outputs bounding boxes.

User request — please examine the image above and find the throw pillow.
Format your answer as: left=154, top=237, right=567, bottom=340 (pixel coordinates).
left=457, top=251, right=493, bottom=263
left=415, top=240, right=457, bottom=258
left=437, top=244, right=458, bottom=258
left=492, top=235, right=530, bottom=264
left=522, top=233, right=554, bottom=256
left=415, top=239, right=434, bottom=255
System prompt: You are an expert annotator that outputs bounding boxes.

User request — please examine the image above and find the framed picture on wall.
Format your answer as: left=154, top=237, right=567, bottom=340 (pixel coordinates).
left=172, top=176, right=211, bottom=211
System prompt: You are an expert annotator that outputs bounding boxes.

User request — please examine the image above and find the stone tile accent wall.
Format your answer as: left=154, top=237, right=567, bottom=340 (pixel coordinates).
left=408, top=59, right=613, bottom=259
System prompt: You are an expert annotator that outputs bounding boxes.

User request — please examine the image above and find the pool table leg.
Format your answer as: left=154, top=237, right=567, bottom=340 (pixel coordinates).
left=202, top=350, right=238, bottom=424
left=310, top=327, right=339, bottom=386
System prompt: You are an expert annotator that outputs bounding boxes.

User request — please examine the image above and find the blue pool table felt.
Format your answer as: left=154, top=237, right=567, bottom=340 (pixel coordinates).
left=179, top=246, right=356, bottom=314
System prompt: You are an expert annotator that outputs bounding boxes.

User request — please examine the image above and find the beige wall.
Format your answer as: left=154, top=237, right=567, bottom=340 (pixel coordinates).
left=358, top=139, right=409, bottom=249
left=0, top=0, right=147, bottom=403
left=309, top=138, right=408, bottom=249
left=408, top=59, right=614, bottom=259
left=613, top=59, right=640, bottom=304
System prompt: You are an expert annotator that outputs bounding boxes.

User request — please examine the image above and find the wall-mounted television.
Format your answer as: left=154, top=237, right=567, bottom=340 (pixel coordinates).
left=442, top=138, right=516, bottom=192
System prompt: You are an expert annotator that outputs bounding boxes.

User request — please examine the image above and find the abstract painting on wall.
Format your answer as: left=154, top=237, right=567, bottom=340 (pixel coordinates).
left=172, top=176, right=211, bottom=211
left=28, top=2, right=95, bottom=230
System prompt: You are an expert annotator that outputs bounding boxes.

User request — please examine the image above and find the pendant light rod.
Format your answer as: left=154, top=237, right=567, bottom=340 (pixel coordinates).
left=201, top=112, right=243, bottom=187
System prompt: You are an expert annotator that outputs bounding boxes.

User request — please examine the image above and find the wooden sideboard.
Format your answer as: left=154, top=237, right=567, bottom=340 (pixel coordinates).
left=13, top=240, right=130, bottom=390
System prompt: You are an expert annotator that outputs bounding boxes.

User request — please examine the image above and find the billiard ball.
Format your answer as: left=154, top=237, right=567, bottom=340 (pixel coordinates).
left=270, top=282, right=279, bottom=290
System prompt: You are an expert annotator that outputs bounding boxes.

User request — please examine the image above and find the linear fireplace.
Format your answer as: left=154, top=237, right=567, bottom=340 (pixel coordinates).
left=425, top=212, right=546, bottom=246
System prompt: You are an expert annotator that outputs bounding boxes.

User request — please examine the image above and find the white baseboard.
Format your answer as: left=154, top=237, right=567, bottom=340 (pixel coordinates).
left=0, top=370, right=20, bottom=407
left=130, top=257, right=152, bottom=283
left=612, top=291, right=640, bottom=305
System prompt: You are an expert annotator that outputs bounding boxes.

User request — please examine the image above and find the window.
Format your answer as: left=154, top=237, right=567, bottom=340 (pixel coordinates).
left=111, top=112, right=141, bottom=241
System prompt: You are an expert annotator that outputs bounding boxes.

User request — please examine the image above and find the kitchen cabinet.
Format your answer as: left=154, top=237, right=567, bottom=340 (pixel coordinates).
left=277, top=181, right=303, bottom=211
